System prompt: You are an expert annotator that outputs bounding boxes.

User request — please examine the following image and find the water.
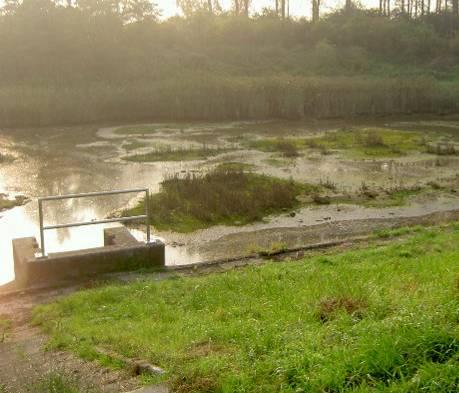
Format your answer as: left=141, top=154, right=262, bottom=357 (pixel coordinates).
left=1, top=121, right=459, bottom=286
left=0, top=127, right=200, bottom=285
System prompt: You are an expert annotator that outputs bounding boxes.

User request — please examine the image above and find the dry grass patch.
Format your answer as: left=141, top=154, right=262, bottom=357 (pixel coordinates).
left=316, top=296, right=368, bottom=322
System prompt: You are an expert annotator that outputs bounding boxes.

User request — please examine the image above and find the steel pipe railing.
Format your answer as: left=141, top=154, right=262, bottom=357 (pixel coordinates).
left=38, top=188, right=151, bottom=257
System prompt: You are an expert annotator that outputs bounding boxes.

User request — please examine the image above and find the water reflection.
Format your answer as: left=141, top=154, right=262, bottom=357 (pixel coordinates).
left=1, top=122, right=459, bottom=286
left=0, top=129, right=178, bottom=285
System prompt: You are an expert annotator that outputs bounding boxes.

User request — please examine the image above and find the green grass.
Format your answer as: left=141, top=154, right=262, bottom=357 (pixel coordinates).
left=123, top=146, right=231, bottom=162
left=247, top=139, right=302, bottom=158
left=123, top=139, right=150, bottom=151
left=306, top=127, right=425, bottom=158
left=216, top=162, right=256, bottom=171
left=34, top=224, right=459, bottom=392
left=248, top=127, right=426, bottom=159
left=262, top=157, right=292, bottom=167
left=31, top=372, right=93, bottom=393
left=125, top=167, right=314, bottom=232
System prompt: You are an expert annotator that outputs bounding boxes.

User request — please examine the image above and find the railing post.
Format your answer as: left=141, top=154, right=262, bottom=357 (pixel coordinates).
left=38, top=199, right=46, bottom=257
left=145, top=189, right=151, bottom=243
left=37, top=188, right=151, bottom=251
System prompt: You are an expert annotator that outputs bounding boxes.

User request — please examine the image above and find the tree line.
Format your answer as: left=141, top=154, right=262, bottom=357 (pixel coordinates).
left=2, top=0, right=459, bottom=21
left=0, top=0, right=458, bottom=127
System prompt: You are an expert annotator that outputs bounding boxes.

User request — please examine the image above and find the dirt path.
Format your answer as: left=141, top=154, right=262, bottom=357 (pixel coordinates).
left=0, top=285, right=141, bottom=392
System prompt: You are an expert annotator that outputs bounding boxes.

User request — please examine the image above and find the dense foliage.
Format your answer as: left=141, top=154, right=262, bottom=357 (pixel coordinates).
left=1, top=1, right=459, bottom=126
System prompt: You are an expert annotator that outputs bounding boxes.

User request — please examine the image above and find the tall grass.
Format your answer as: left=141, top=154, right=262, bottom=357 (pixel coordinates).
left=126, top=167, right=310, bottom=232
left=0, top=76, right=455, bottom=128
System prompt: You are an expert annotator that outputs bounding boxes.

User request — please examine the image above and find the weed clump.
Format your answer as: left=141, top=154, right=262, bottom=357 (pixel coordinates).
left=277, top=141, right=300, bottom=158
left=316, top=296, right=368, bottom=322
left=426, top=142, right=457, bottom=156
left=248, top=138, right=301, bottom=158
left=126, top=167, right=309, bottom=232
left=124, top=145, right=231, bottom=162
left=363, top=132, right=386, bottom=147
left=171, top=373, right=219, bottom=393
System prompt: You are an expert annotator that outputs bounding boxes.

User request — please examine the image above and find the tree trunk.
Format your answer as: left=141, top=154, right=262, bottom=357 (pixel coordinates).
left=453, top=0, right=459, bottom=15
left=234, top=0, right=239, bottom=14
left=345, top=0, right=352, bottom=11
left=281, top=0, right=285, bottom=19
left=312, top=0, right=320, bottom=22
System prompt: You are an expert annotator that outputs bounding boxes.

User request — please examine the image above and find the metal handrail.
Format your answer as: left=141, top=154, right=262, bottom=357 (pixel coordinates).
left=38, top=188, right=150, bottom=257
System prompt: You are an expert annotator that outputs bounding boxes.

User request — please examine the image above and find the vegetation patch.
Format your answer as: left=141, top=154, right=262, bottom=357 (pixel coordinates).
left=34, top=225, right=459, bottom=393
left=123, top=146, right=231, bottom=162
left=316, top=296, right=368, bottom=322
left=115, top=124, right=180, bottom=136
left=262, top=157, right=293, bottom=167
left=0, top=316, right=11, bottom=343
left=122, top=139, right=150, bottom=151
left=247, top=128, right=427, bottom=159
left=0, top=153, right=13, bottom=163
left=0, top=193, right=28, bottom=212
left=215, top=162, right=256, bottom=171
left=32, top=372, right=90, bottom=393
left=125, top=167, right=313, bottom=232
left=426, top=142, right=458, bottom=156
left=305, top=127, right=425, bottom=158
left=248, top=138, right=302, bottom=158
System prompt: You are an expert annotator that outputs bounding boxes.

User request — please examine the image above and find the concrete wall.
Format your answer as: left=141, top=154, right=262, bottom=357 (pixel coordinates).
left=13, top=227, right=165, bottom=287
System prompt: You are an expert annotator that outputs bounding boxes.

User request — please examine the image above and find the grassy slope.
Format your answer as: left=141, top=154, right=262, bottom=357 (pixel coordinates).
left=34, top=224, right=459, bottom=392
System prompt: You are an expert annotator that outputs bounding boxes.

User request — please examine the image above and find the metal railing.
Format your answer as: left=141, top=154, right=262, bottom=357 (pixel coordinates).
left=38, top=188, right=150, bottom=257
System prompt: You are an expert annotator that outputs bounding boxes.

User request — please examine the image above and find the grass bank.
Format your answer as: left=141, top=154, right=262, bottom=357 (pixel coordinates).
left=125, top=167, right=313, bottom=232
left=34, top=224, right=459, bottom=392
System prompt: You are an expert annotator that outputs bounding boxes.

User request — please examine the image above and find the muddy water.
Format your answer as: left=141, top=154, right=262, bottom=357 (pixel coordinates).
left=1, top=120, right=459, bottom=286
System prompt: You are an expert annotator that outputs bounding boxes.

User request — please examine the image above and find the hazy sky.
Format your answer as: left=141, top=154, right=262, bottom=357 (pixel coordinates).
left=158, top=0, right=381, bottom=18
left=0, top=1, right=382, bottom=19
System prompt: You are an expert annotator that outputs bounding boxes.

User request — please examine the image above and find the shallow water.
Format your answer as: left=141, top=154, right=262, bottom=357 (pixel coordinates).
left=1, top=120, right=459, bottom=285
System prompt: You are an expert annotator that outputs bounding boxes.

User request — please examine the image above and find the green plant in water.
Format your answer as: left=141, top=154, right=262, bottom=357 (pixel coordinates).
left=125, top=166, right=315, bottom=232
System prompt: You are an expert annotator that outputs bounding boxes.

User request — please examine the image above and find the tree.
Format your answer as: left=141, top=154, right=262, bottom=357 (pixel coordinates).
left=231, top=0, right=250, bottom=16
left=1, top=0, right=20, bottom=16
left=345, top=0, right=353, bottom=12
left=312, top=0, right=320, bottom=22
left=177, top=0, right=218, bottom=16
left=122, top=0, right=158, bottom=22
left=75, top=0, right=121, bottom=16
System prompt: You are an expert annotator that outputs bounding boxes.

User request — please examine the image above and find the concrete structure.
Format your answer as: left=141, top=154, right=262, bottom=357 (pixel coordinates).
left=13, top=227, right=165, bottom=287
